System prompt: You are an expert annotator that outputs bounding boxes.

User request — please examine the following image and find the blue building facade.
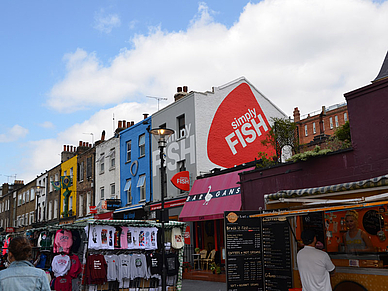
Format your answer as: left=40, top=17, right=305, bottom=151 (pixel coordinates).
left=115, top=116, right=152, bottom=219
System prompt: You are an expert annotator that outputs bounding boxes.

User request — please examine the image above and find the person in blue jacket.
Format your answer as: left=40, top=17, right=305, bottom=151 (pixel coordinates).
left=0, top=236, right=51, bottom=291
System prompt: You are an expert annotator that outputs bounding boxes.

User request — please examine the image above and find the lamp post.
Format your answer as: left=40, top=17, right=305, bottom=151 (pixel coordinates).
left=150, top=127, right=174, bottom=291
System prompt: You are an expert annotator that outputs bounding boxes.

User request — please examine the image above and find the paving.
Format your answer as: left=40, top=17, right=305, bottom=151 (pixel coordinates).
left=182, top=279, right=227, bottom=291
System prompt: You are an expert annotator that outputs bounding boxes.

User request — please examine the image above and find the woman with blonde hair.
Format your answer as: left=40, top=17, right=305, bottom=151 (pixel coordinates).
left=0, top=236, right=50, bottom=290
left=343, top=210, right=374, bottom=253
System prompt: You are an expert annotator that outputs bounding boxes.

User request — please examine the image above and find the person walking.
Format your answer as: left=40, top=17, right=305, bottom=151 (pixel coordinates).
left=297, top=229, right=335, bottom=291
left=0, top=236, right=51, bottom=291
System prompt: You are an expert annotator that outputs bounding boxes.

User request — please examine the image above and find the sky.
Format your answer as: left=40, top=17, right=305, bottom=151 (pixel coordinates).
left=1, top=0, right=388, bottom=185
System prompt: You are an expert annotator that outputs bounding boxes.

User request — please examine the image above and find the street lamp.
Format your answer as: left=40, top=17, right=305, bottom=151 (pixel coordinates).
left=150, top=127, right=174, bottom=291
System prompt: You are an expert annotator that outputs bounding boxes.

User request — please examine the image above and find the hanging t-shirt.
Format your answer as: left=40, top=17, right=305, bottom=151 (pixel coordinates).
left=130, top=253, right=149, bottom=280
left=165, top=253, right=179, bottom=276
left=85, top=254, right=107, bottom=285
left=38, top=231, right=54, bottom=251
left=54, top=274, right=72, bottom=291
left=149, top=227, right=158, bottom=250
left=68, top=254, right=82, bottom=278
left=71, top=230, right=81, bottom=253
left=171, top=228, right=184, bottom=249
left=104, top=254, right=119, bottom=281
left=114, top=227, right=122, bottom=249
left=127, top=227, right=139, bottom=250
left=120, top=227, right=129, bottom=249
left=36, top=253, right=47, bottom=269
left=118, top=254, right=131, bottom=281
left=86, top=225, right=115, bottom=250
left=52, top=254, right=71, bottom=277
left=147, top=252, right=163, bottom=275
left=54, top=229, right=73, bottom=254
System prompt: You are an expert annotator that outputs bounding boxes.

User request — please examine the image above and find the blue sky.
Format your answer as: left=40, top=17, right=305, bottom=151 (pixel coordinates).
left=1, top=0, right=388, bottom=185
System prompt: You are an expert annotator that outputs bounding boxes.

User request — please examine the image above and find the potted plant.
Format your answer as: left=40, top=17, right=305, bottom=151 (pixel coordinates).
left=182, top=262, right=192, bottom=272
left=195, top=247, right=200, bottom=254
left=210, top=262, right=221, bottom=274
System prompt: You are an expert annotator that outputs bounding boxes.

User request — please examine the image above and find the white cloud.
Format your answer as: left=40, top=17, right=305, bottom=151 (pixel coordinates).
left=48, top=0, right=388, bottom=118
left=0, top=125, right=28, bottom=143
left=93, top=9, right=121, bottom=33
left=18, top=102, right=157, bottom=183
left=39, top=121, right=55, bottom=129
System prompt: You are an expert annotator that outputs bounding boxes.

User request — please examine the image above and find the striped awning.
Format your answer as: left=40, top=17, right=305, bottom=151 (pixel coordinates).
left=266, top=173, right=388, bottom=201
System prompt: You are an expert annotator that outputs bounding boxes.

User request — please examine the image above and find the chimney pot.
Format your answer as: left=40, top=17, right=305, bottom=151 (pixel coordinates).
left=118, top=121, right=122, bottom=128
left=64, top=145, right=66, bottom=151
left=66, top=145, right=69, bottom=152
left=83, top=142, right=86, bottom=147
left=101, top=130, right=106, bottom=141
left=123, top=120, right=126, bottom=128
left=70, top=146, right=73, bottom=152
left=183, top=86, right=188, bottom=93
left=86, top=142, right=89, bottom=147
left=177, top=87, right=182, bottom=92
left=127, top=122, right=131, bottom=128
left=143, top=113, right=149, bottom=119
left=79, top=141, right=82, bottom=146
left=131, top=121, right=134, bottom=126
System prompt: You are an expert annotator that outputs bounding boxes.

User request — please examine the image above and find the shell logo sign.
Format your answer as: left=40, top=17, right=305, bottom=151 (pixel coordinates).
left=207, top=83, right=274, bottom=168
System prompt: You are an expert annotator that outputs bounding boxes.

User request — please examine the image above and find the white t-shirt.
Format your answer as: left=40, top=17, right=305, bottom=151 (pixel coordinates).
left=52, top=254, right=71, bottom=277
left=297, top=246, right=335, bottom=291
left=86, top=225, right=115, bottom=250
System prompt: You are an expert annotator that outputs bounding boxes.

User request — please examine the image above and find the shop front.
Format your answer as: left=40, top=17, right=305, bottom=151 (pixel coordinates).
left=179, top=167, right=255, bottom=276
left=248, top=174, right=388, bottom=291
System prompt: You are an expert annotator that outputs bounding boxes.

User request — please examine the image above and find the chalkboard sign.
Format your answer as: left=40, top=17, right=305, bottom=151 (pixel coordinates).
left=362, top=210, right=384, bottom=235
left=225, top=211, right=293, bottom=291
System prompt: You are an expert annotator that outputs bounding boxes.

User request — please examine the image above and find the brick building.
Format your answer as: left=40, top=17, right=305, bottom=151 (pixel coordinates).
left=293, top=103, right=348, bottom=151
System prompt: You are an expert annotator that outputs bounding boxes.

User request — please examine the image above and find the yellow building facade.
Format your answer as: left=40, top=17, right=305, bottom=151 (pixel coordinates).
left=60, top=155, right=77, bottom=217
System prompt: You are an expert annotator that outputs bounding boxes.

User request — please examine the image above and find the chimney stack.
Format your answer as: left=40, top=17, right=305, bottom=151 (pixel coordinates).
left=174, top=86, right=188, bottom=102
left=293, top=107, right=300, bottom=122
left=143, top=113, right=149, bottom=119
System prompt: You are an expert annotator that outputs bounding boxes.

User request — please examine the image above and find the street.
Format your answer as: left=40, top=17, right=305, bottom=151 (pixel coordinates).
left=182, top=279, right=226, bottom=291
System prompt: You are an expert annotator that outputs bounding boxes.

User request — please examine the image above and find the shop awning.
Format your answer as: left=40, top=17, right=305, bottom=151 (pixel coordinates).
left=114, top=202, right=145, bottom=213
left=179, top=168, right=253, bottom=222
left=266, top=173, right=388, bottom=201
left=150, top=198, right=187, bottom=211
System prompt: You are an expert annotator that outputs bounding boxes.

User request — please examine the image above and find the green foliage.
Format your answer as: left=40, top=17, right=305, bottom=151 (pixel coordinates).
left=261, top=117, right=299, bottom=162
left=326, top=121, right=351, bottom=150
left=287, top=146, right=332, bottom=162
left=256, top=152, right=277, bottom=168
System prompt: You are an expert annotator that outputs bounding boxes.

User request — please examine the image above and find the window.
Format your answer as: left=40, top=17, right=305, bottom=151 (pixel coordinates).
left=18, top=194, right=22, bottom=206
left=30, top=212, right=34, bottom=225
left=30, top=189, right=35, bottom=201
left=126, top=141, right=132, bottom=162
left=335, top=116, right=339, bottom=128
left=78, top=162, right=84, bottom=182
left=124, top=179, right=132, bottom=205
left=100, top=155, right=105, bottom=174
left=55, top=173, right=59, bottom=182
left=64, top=170, right=67, bottom=176
left=344, top=112, right=348, bottom=122
left=22, top=192, right=26, bottom=204
left=139, top=134, right=145, bottom=157
left=177, top=114, right=185, bottom=138
left=322, top=120, right=325, bottom=131
left=110, top=183, right=115, bottom=198
left=26, top=190, right=30, bottom=203
left=50, top=176, right=53, bottom=192
left=330, top=117, right=333, bottom=129
left=110, top=149, right=116, bottom=169
left=87, top=192, right=91, bottom=215
left=137, top=175, right=146, bottom=201
left=86, top=157, right=92, bottom=179
left=70, top=167, right=73, bottom=179
left=54, top=200, right=58, bottom=219
left=48, top=201, right=53, bottom=220
left=79, top=196, right=84, bottom=217
left=100, top=187, right=105, bottom=200
left=69, top=196, right=73, bottom=213
left=304, top=125, right=308, bottom=137
left=313, top=122, right=316, bottom=134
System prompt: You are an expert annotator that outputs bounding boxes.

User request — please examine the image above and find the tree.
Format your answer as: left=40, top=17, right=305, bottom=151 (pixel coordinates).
left=261, top=117, right=299, bottom=162
left=326, top=121, right=351, bottom=150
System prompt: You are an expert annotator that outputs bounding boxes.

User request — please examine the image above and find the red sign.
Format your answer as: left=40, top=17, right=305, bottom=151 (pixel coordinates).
left=184, top=225, right=191, bottom=245
left=150, top=198, right=187, bottom=211
left=170, top=171, right=190, bottom=191
left=6, top=227, right=14, bottom=233
left=89, top=206, right=97, bottom=214
left=207, top=83, right=274, bottom=168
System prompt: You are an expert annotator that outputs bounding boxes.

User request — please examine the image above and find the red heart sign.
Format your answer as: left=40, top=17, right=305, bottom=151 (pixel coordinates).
left=207, top=83, right=274, bottom=168
left=170, top=171, right=190, bottom=191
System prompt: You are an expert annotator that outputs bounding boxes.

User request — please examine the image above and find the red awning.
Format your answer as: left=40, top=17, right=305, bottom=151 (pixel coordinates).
left=179, top=168, right=253, bottom=222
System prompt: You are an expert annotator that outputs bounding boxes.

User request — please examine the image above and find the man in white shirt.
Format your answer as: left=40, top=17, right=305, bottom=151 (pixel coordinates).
left=297, top=230, right=335, bottom=291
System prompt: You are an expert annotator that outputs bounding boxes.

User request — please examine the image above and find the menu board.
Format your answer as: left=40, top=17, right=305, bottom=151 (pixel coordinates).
left=225, top=211, right=292, bottom=291
left=262, top=217, right=292, bottom=291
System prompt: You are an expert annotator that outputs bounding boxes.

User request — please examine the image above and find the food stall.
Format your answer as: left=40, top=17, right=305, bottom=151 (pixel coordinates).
left=225, top=175, right=388, bottom=291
